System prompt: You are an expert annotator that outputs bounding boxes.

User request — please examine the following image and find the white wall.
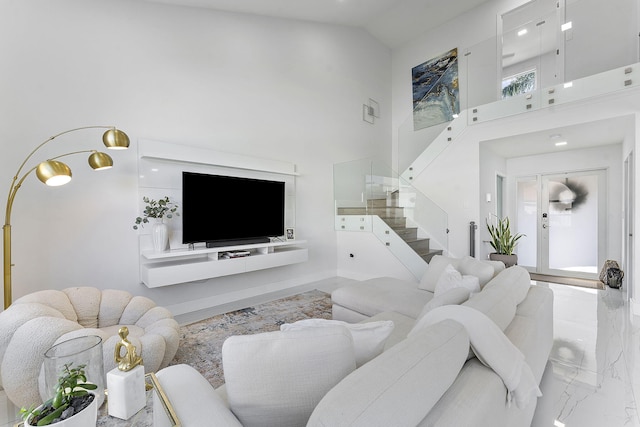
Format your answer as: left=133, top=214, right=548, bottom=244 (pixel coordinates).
left=0, top=0, right=391, bottom=314
left=479, top=146, right=508, bottom=260
left=392, top=0, right=534, bottom=171
left=336, top=231, right=417, bottom=282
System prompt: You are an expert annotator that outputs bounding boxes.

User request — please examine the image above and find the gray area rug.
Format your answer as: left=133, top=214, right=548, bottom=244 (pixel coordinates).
left=168, top=290, right=333, bottom=388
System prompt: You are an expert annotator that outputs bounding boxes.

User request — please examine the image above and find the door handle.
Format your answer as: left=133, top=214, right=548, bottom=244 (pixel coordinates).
left=543, top=224, right=548, bottom=229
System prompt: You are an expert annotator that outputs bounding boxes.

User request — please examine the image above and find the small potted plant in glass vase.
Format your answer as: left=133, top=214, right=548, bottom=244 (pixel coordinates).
left=486, top=215, right=525, bottom=268
left=133, top=196, right=179, bottom=252
left=21, top=363, right=98, bottom=427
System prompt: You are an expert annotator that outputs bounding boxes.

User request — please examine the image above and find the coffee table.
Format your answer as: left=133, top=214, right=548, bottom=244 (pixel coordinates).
left=1, top=373, right=180, bottom=427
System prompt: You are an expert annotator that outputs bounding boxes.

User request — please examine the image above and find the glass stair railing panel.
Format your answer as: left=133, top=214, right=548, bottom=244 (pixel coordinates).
left=399, top=110, right=469, bottom=180
left=334, top=158, right=374, bottom=232
left=371, top=216, right=429, bottom=281
left=562, top=0, right=638, bottom=83
left=396, top=180, right=448, bottom=257
left=334, top=158, right=449, bottom=263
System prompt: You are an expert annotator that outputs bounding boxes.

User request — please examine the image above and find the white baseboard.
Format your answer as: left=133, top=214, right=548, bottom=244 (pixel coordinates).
left=631, top=298, right=640, bottom=317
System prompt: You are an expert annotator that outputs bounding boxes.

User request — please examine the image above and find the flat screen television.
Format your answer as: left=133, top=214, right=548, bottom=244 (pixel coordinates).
left=182, top=172, right=285, bottom=247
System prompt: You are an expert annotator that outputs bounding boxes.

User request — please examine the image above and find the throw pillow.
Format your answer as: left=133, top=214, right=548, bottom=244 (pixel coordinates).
left=433, top=264, right=462, bottom=296
left=417, top=287, right=471, bottom=319
left=419, top=255, right=460, bottom=292
left=222, top=326, right=356, bottom=427
left=281, top=319, right=394, bottom=367
left=434, top=264, right=481, bottom=297
left=307, top=319, right=470, bottom=427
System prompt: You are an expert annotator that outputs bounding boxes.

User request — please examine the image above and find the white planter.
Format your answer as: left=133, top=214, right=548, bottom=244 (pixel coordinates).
left=25, top=394, right=98, bottom=427
left=152, top=221, right=169, bottom=252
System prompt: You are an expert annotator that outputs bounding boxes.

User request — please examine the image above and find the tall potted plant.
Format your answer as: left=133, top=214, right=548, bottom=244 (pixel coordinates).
left=133, top=196, right=179, bottom=252
left=21, top=363, right=98, bottom=427
left=486, top=216, right=525, bottom=268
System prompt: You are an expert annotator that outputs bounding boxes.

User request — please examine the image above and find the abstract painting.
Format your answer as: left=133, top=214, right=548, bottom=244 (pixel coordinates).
left=412, top=48, right=460, bottom=130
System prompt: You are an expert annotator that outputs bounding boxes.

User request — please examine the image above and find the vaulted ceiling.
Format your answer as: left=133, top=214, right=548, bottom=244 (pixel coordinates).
left=136, top=0, right=491, bottom=48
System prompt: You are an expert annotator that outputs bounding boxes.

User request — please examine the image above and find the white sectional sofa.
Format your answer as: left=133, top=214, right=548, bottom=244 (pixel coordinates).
left=157, top=256, right=553, bottom=427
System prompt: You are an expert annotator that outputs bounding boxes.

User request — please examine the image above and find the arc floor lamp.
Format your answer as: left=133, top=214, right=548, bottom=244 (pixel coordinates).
left=3, top=126, right=130, bottom=309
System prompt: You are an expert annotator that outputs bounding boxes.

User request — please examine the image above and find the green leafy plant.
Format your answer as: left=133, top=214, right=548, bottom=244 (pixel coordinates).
left=133, top=196, right=179, bottom=230
left=21, top=363, right=97, bottom=426
left=486, top=216, right=525, bottom=255
left=502, top=71, right=536, bottom=99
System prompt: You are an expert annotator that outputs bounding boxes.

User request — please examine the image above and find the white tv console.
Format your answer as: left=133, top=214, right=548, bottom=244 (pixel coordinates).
left=140, top=240, right=308, bottom=288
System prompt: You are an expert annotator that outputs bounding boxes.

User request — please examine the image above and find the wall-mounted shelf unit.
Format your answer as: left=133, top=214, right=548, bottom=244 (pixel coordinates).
left=136, top=140, right=305, bottom=288
left=140, top=240, right=307, bottom=288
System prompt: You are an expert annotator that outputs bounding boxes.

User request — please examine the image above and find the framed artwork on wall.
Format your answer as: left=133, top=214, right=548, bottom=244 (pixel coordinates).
left=412, top=48, right=460, bottom=131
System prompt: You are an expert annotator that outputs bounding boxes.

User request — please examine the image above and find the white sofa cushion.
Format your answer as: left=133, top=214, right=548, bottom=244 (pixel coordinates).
left=362, top=311, right=416, bottom=351
left=281, top=319, right=394, bottom=367
left=462, top=266, right=531, bottom=331
left=483, top=260, right=506, bottom=276
left=434, top=264, right=480, bottom=296
left=332, top=277, right=432, bottom=319
left=418, top=287, right=471, bottom=318
left=482, top=264, right=531, bottom=305
left=307, top=319, right=470, bottom=427
left=222, top=326, right=356, bottom=427
left=458, top=256, right=495, bottom=288
left=419, top=255, right=461, bottom=292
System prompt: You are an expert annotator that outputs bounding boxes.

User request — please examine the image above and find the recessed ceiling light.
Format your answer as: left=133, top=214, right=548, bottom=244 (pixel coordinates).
left=564, top=81, right=573, bottom=88
left=555, top=141, right=568, bottom=146
left=518, top=29, right=528, bottom=36
left=561, top=21, right=573, bottom=32
left=452, top=114, right=459, bottom=119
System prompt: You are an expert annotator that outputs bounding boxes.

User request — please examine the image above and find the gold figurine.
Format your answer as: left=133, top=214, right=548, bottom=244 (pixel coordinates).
left=114, top=326, right=143, bottom=371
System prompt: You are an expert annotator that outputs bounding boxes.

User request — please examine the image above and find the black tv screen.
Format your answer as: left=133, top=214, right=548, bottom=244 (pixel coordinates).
left=182, top=172, right=285, bottom=246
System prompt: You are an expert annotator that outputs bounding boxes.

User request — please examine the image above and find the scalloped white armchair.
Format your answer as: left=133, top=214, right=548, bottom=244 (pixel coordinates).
left=0, top=287, right=180, bottom=408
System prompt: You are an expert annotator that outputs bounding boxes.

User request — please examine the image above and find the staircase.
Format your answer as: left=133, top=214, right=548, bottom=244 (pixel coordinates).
left=337, top=191, right=443, bottom=263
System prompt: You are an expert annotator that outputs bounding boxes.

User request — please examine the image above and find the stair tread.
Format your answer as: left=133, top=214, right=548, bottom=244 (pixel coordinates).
left=338, top=200, right=442, bottom=264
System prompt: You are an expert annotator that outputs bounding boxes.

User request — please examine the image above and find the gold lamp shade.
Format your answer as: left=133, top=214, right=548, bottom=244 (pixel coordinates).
left=102, top=128, right=130, bottom=150
left=36, top=160, right=72, bottom=186
left=88, top=151, right=114, bottom=170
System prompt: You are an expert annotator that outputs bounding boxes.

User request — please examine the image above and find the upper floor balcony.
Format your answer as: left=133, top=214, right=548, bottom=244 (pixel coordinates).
left=398, top=0, right=640, bottom=178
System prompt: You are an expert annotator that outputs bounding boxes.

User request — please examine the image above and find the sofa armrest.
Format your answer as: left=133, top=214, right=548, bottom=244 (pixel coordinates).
left=155, top=364, right=243, bottom=427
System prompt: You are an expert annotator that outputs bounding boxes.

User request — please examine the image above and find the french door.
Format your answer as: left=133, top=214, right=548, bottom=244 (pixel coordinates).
left=516, top=170, right=606, bottom=279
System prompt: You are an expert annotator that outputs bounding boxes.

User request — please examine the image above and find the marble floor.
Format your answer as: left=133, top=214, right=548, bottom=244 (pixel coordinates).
left=531, top=282, right=640, bottom=427
left=1, top=279, right=638, bottom=426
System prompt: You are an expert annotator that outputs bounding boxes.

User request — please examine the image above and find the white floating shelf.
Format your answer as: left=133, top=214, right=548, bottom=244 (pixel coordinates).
left=140, top=240, right=307, bottom=288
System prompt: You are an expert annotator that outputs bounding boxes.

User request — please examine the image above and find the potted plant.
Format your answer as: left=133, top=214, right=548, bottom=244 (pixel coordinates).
left=21, top=363, right=98, bottom=427
left=133, top=196, right=179, bottom=252
left=486, top=216, right=525, bottom=268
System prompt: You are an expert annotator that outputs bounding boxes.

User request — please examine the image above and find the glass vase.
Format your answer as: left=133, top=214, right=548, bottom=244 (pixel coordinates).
left=43, top=335, right=105, bottom=408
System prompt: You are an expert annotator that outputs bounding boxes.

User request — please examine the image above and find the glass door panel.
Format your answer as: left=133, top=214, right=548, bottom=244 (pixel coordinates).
left=541, top=170, right=605, bottom=278
left=516, top=177, right=538, bottom=269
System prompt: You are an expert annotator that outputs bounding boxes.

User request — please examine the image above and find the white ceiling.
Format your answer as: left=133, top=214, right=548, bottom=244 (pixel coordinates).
left=481, top=115, right=632, bottom=159
left=138, top=0, right=491, bottom=48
